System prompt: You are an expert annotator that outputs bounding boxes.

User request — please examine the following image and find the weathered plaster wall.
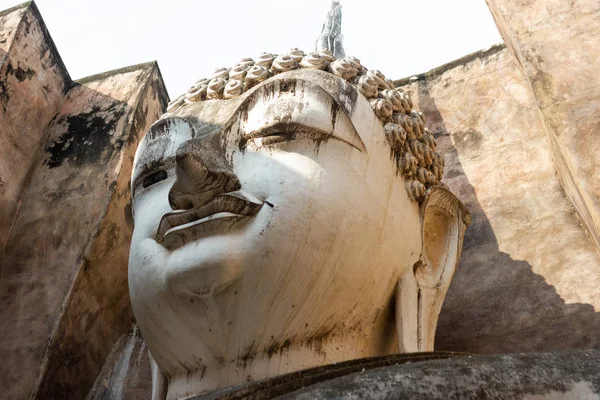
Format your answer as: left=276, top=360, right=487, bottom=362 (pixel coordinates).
left=0, top=2, right=169, bottom=398
left=35, top=64, right=168, bottom=400
left=397, top=45, right=600, bottom=353
left=484, top=0, right=600, bottom=255
left=0, top=2, right=70, bottom=254
left=0, top=62, right=167, bottom=400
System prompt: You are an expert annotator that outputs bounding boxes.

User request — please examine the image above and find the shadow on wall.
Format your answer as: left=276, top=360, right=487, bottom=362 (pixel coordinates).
left=416, top=80, right=600, bottom=354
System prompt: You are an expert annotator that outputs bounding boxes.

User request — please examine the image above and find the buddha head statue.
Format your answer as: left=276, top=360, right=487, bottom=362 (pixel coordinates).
left=128, top=16, right=469, bottom=398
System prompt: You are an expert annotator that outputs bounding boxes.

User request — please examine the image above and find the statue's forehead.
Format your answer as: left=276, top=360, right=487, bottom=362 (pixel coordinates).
left=175, top=69, right=360, bottom=137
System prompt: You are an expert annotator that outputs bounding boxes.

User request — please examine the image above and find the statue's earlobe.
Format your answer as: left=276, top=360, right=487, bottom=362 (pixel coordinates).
left=396, top=186, right=470, bottom=352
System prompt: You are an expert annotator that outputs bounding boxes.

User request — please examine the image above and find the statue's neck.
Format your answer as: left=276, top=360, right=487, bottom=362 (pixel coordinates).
left=165, top=331, right=397, bottom=400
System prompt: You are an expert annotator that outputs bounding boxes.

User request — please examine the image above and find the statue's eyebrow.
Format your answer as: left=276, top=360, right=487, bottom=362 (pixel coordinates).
left=237, top=80, right=366, bottom=152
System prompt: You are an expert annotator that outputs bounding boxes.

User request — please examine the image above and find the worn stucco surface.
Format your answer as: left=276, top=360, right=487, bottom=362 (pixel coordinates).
left=0, top=2, right=169, bottom=399
left=0, top=2, right=70, bottom=254
left=35, top=64, right=168, bottom=400
left=484, top=0, right=600, bottom=255
left=0, top=62, right=167, bottom=400
left=397, top=46, right=600, bottom=353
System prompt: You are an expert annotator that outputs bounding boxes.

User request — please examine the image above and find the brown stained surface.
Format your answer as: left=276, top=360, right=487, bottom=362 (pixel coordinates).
left=0, top=2, right=169, bottom=398
left=35, top=65, right=168, bottom=400
left=0, top=2, right=70, bottom=254
left=398, top=48, right=600, bottom=353
left=484, top=0, right=600, bottom=254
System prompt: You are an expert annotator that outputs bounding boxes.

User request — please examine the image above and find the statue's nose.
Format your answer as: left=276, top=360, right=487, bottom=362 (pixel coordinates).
left=168, top=133, right=241, bottom=210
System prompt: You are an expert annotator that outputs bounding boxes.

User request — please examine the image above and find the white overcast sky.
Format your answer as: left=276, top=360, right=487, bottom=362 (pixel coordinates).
left=3, top=0, right=502, bottom=99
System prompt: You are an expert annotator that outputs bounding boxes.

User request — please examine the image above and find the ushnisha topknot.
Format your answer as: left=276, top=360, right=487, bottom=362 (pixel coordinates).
left=162, top=49, right=444, bottom=202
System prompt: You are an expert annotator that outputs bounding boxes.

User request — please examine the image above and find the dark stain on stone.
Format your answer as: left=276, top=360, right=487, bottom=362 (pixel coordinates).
left=150, top=71, right=170, bottom=110
left=330, top=101, right=339, bottom=131
left=263, top=325, right=338, bottom=360
left=0, top=74, right=10, bottom=110
left=305, top=325, right=336, bottom=355
left=44, top=103, right=126, bottom=169
left=278, top=79, right=298, bottom=97
left=6, top=63, right=35, bottom=81
left=445, top=168, right=463, bottom=180
left=453, top=129, right=484, bottom=152
left=312, top=130, right=331, bottom=154
left=238, top=341, right=257, bottom=369
left=265, top=338, right=294, bottom=359
left=335, top=77, right=358, bottom=117
left=129, top=99, right=149, bottom=145
left=108, top=180, right=117, bottom=195
left=124, top=202, right=134, bottom=230
left=81, top=257, right=90, bottom=272
left=237, top=78, right=299, bottom=132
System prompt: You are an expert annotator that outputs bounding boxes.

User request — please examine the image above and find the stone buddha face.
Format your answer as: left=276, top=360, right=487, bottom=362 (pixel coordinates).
left=129, top=56, right=469, bottom=399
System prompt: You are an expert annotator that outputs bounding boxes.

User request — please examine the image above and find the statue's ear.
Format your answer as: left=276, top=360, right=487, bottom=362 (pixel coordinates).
left=396, top=186, right=470, bottom=353
left=415, top=186, right=470, bottom=350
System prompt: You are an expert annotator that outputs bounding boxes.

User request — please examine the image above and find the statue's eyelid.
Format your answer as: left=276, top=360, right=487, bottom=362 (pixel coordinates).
left=244, top=122, right=323, bottom=139
left=243, top=120, right=364, bottom=153
left=132, top=161, right=175, bottom=197
left=240, top=122, right=334, bottom=150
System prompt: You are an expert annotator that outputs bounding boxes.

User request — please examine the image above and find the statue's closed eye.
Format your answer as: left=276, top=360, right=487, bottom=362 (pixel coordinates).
left=243, top=131, right=302, bottom=149
left=142, top=170, right=168, bottom=189
left=259, top=132, right=296, bottom=146
left=241, top=122, right=334, bottom=150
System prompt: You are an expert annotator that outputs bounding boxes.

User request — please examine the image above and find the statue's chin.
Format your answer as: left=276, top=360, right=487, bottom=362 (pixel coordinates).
left=165, top=246, right=244, bottom=298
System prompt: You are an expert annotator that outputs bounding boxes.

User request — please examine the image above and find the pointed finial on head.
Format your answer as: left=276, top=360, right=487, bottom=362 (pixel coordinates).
left=316, top=0, right=345, bottom=58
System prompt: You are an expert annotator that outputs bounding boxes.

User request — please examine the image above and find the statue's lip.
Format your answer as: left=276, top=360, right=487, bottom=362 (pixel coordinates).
left=156, top=192, right=264, bottom=243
